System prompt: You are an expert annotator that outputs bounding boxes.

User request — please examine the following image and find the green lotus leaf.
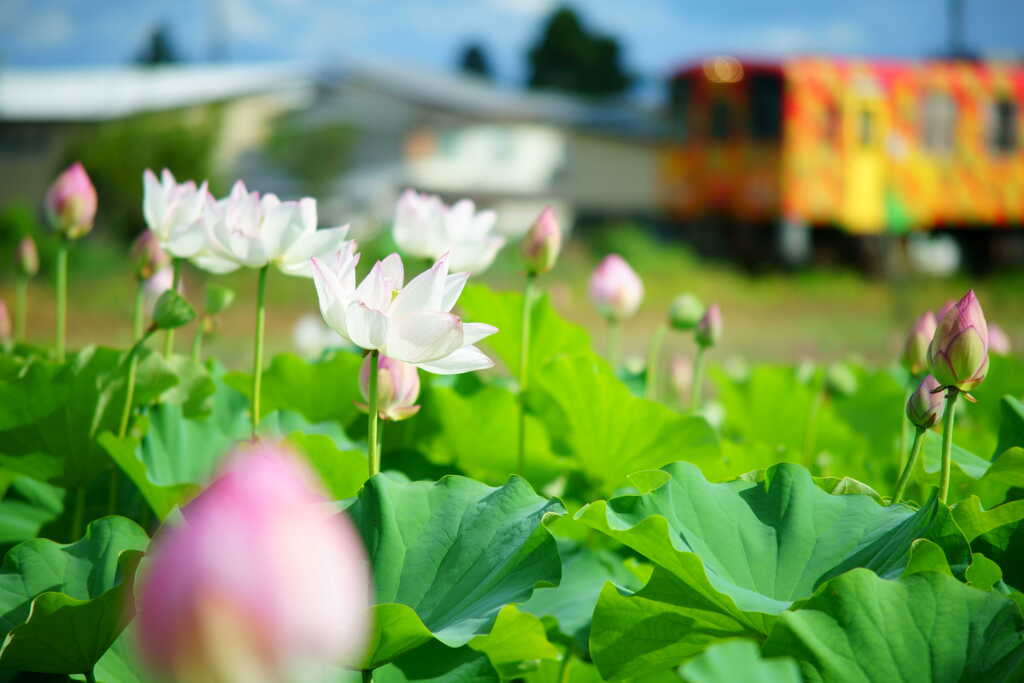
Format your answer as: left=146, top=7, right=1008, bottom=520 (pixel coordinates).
left=679, top=639, right=801, bottom=683
left=577, top=462, right=956, bottom=678
left=763, top=568, right=1024, bottom=682
left=346, top=474, right=565, bottom=667
left=0, top=516, right=148, bottom=675
left=529, top=355, right=720, bottom=494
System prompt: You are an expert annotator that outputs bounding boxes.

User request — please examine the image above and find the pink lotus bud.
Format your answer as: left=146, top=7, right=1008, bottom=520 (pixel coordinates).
left=15, top=236, right=38, bottom=278
left=927, top=290, right=989, bottom=392
left=137, top=444, right=371, bottom=681
left=906, top=374, right=945, bottom=428
left=358, top=354, right=421, bottom=421
left=671, top=355, right=692, bottom=399
left=989, top=323, right=1011, bottom=355
left=143, top=266, right=180, bottom=314
left=130, top=229, right=170, bottom=281
left=521, top=206, right=562, bottom=275
left=0, top=300, right=10, bottom=344
left=44, top=162, right=97, bottom=239
left=901, top=311, right=937, bottom=375
left=589, top=254, right=643, bottom=320
left=695, top=303, right=723, bottom=349
left=934, top=300, right=956, bottom=324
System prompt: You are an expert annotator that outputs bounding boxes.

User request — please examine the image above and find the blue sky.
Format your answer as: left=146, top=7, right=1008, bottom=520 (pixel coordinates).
left=2, top=0, right=1022, bottom=88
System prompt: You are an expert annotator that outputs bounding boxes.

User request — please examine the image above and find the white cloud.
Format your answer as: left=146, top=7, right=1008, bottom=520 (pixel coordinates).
left=18, top=8, right=73, bottom=47
left=221, top=0, right=273, bottom=40
left=489, top=0, right=555, bottom=17
left=746, top=19, right=866, bottom=55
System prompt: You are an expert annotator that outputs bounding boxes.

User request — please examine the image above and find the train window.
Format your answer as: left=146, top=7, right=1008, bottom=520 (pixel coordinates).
left=666, top=77, right=690, bottom=140
left=921, top=92, right=957, bottom=154
left=988, top=97, right=1018, bottom=153
left=858, top=109, right=875, bottom=147
left=749, top=73, right=783, bottom=140
left=710, top=98, right=732, bottom=141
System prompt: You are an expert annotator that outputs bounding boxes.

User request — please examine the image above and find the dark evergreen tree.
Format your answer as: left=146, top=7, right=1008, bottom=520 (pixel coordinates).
left=136, top=24, right=180, bottom=66
left=526, top=5, right=632, bottom=97
left=458, top=42, right=493, bottom=80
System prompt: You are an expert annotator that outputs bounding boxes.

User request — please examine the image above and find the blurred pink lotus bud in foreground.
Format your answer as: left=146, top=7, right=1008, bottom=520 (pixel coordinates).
left=0, top=300, right=10, bottom=345
left=15, top=236, right=39, bottom=278
left=131, top=229, right=171, bottom=281
left=588, top=254, right=643, bottom=320
left=44, top=162, right=97, bottom=239
left=695, top=304, right=723, bottom=349
left=928, top=290, right=989, bottom=392
left=358, top=353, right=421, bottom=421
left=521, top=206, right=562, bottom=275
left=906, top=374, right=945, bottom=428
left=901, top=311, right=936, bottom=376
left=137, top=444, right=371, bottom=682
left=989, top=323, right=1011, bottom=355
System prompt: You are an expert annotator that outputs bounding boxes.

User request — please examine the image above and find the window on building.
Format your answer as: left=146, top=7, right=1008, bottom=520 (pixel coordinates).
left=988, top=97, right=1018, bottom=153
left=921, top=92, right=957, bottom=154
left=710, top=98, right=732, bottom=141
left=749, top=73, right=783, bottom=141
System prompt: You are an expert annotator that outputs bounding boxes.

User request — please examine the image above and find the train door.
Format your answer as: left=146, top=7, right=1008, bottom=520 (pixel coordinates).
left=841, top=80, right=887, bottom=233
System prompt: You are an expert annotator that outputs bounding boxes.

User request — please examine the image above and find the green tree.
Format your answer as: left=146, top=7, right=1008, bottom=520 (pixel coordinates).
left=135, top=24, right=180, bottom=66
left=458, top=42, right=493, bottom=80
left=526, top=5, right=632, bottom=97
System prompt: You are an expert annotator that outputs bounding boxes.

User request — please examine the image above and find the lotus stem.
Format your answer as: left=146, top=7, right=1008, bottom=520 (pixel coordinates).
left=690, top=346, right=706, bottom=411
left=14, top=276, right=27, bottom=344
left=645, top=323, right=668, bottom=400
left=361, top=670, right=373, bottom=683
left=84, top=669, right=96, bottom=683
left=191, top=321, right=204, bottom=364
left=607, top=318, right=621, bottom=369
left=368, top=350, right=380, bottom=476
left=116, top=283, right=147, bottom=441
left=938, top=388, right=959, bottom=505
left=54, top=239, right=68, bottom=362
left=251, top=265, right=268, bottom=437
left=518, top=272, right=536, bottom=475
left=163, top=258, right=182, bottom=358
left=892, top=426, right=925, bottom=504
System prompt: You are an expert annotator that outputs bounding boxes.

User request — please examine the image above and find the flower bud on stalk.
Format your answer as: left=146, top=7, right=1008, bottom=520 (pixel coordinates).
left=131, top=229, right=170, bottom=281
left=44, top=162, right=97, bottom=239
left=901, top=311, right=937, bottom=376
left=989, top=323, right=1011, bottom=355
left=0, top=300, right=10, bottom=346
left=358, top=354, right=421, bottom=421
left=15, top=237, right=38, bottom=278
left=138, top=444, right=371, bottom=683
left=927, top=290, right=989, bottom=392
left=906, top=374, right=945, bottom=428
left=521, top=206, right=561, bottom=275
left=695, top=304, right=723, bottom=349
left=669, top=293, right=704, bottom=331
left=588, top=254, right=643, bottom=320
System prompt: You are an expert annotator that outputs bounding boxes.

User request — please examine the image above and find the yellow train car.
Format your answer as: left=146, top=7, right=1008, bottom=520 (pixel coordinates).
left=661, top=56, right=1024, bottom=234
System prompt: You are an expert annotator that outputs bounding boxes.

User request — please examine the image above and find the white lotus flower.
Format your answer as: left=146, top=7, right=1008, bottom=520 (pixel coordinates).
left=142, top=169, right=208, bottom=258
left=311, top=247, right=497, bottom=374
left=393, top=190, right=505, bottom=274
left=193, top=180, right=350, bottom=277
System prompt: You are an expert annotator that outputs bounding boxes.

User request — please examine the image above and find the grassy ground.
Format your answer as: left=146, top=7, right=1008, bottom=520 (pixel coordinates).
left=3, top=229, right=1022, bottom=371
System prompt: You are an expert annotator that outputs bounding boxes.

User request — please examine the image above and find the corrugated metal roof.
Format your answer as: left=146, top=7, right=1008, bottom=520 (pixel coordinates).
left=0, top=63, right=310, bottom=121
